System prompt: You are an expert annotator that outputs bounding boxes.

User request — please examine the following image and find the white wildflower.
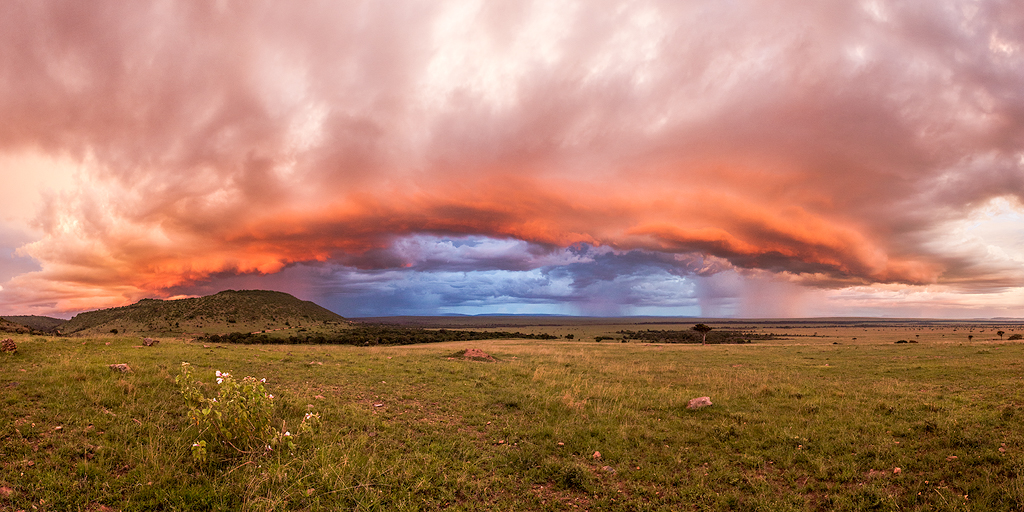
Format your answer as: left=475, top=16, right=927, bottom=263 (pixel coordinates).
left=268, top=394, right=274, bottom=399
left=216, top=370, right=222, bottom=377
left=261, top=378, right=266, bottom=383
left=284, top=431, right=291, bottom=437
left=216, top=378, right=223, bottom=384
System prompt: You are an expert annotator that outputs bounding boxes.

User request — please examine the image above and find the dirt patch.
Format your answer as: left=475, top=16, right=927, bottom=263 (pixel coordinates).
left=449, top=348, right=498, bottom=362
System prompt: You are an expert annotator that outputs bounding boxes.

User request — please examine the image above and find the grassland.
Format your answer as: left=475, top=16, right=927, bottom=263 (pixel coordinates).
left=3, top=319, right=1024, bottom=511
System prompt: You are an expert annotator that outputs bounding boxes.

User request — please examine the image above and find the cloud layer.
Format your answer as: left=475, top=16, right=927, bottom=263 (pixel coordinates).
left=1, top=1, right=1022, bottom=316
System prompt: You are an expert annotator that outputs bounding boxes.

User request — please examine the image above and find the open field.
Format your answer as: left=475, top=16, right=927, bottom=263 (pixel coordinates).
left=3, top=319, right=1024, bottom=510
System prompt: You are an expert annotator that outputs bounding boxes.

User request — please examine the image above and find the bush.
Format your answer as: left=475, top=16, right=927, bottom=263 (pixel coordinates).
left=1009, top=334, right=1022, bottom=341
left=175, top=363, right=318, bottom=464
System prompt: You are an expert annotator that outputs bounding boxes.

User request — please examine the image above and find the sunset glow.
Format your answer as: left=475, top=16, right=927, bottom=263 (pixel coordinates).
left=1, top=1, right=1022, bottom=318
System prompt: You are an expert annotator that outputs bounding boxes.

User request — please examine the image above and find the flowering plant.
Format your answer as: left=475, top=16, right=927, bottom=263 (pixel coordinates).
left=176, top=363, right=318, bottom=463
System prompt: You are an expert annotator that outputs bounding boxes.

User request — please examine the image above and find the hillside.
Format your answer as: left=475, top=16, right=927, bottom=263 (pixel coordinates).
left=0, top=317, right=33, bottom=334
left=2, top=315, right=67, bottom=333
left=60, top=290, right=347, bottom=336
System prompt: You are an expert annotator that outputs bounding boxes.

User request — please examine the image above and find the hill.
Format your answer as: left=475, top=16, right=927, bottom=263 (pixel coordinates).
left=60, top=290, right=347, bottom=336
left=2, top=315, right=67, bottom=333
left=0, top=317, right=33, bottom=334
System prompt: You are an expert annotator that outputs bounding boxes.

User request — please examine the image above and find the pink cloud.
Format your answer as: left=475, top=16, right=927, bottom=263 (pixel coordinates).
left=1, top=1, right=1022, bottom=315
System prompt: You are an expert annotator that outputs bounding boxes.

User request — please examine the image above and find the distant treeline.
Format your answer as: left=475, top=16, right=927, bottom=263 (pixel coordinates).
left=616, top=329, right=774, bottom=344
left=197, top=326, right=559, bottom=346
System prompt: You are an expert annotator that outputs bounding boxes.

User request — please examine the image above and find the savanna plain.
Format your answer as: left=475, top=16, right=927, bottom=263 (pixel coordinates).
left=3, top=319, right=1024, bottom=511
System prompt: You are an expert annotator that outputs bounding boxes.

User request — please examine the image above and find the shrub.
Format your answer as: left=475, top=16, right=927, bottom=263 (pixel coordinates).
left=175, top=363, right=318, bottom=464
left=1009, top=334, right=1022, bottom=341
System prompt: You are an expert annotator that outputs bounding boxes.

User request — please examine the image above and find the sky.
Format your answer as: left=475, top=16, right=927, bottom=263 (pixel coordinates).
left=1, top=0, right=1023, bottom=319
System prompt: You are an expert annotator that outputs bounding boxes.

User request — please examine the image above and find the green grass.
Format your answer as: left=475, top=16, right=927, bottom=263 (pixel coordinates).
left=3, top=331, right=1024, bottom=510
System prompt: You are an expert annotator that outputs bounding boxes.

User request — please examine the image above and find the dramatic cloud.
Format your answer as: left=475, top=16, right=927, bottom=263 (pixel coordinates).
left=0, top=1, right=1022, bottom=317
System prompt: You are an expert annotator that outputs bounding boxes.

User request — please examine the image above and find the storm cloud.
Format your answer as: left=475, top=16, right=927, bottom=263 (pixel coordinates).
left=0, top=1, right=1022, bottom=317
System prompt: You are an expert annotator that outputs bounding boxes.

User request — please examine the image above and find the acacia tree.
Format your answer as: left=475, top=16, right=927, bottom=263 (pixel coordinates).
left=998, top=330, right=1005, bottom=340
left=692, top=323, right=713, bottom=345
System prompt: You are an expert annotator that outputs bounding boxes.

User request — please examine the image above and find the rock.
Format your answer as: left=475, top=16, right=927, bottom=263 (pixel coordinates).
left=592, top=451, right=601, bottom=460
left=601, top=465, right=616, bottom=473
left=108, top=363, right=132, bottom=373
left=893, top=467, right=902, bottom=475
left=946, top=455, right=958, bottom=461
left=1, top=338, right=16, bottom=353
left=454, top=348, right=497, bottom=362
left=142, top=337, right=159, bottom=346
left=687, top=396, right=713, bottom=409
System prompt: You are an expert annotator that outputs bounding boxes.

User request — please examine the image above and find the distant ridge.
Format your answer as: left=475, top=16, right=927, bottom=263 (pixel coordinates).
left=0, top=317, right=34, bottom=334
left=61, top=290, right=346, bottom=336
left=2, top=315, right=67, bottom=333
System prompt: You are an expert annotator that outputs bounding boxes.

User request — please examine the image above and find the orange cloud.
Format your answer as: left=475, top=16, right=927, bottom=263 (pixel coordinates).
left=1, top=1, right=1023, bottom=315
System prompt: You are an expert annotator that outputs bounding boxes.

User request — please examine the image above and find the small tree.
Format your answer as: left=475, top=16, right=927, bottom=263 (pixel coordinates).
left=968, top=335, right=974, bottom=342
left=997, top=330, right=1005, bottom=340
left=692, top=323, right=713, bottom=345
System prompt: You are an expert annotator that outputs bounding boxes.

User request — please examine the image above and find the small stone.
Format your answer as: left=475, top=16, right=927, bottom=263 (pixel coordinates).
left=142, top=337, right=159, bottom=346
left=687, top=396, right=713, bottom=409
left=893, top=467, right=901, bottom=475
left=593, top=451, right=601, bottom=460
left=314, top=395, right=325, bottom=399
left=557, top=442, right=564, bottom=447
left=107, top=363, right=132, bottom=373
left=602, top=466, right=616, bottom=473
left=947, top=455, right=958, bottom=461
